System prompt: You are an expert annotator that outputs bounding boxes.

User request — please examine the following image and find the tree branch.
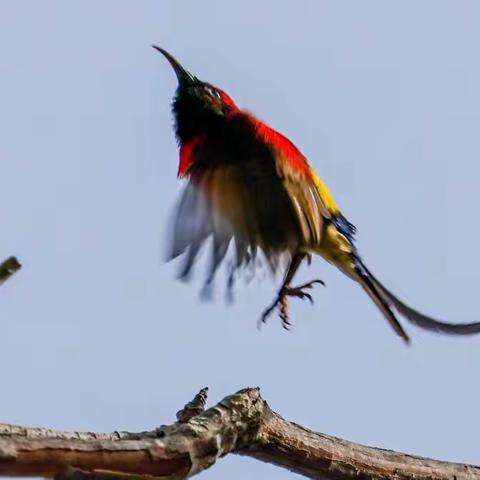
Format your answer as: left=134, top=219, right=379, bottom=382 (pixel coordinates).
left=0, top=388, right=478, bottom=479
left=0, top=256, right=21, bottom=287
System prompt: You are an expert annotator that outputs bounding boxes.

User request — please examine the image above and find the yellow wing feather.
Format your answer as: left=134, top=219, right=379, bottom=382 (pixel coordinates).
left=309, top=167, right=340, bottom=216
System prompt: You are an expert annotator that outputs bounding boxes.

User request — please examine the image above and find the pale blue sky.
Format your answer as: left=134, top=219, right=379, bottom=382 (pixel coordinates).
left=1, top=1, right=480, bottom=478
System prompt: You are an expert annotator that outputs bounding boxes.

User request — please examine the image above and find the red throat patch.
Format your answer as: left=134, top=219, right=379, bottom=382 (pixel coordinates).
left=178, top=135, right=205, bottom=177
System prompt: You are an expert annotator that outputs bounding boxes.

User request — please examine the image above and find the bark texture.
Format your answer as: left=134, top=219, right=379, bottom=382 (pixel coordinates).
left=0, top=388, right=478, bottom=480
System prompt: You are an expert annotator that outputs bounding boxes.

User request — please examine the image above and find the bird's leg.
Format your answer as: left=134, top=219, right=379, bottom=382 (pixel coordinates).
left=259, top=253, right=324, bottom=329
left=259, top=253, right=304, bottom=328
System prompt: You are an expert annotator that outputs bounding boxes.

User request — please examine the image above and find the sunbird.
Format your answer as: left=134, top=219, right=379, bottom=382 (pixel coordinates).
left=154, top=46, right=480, bottom=343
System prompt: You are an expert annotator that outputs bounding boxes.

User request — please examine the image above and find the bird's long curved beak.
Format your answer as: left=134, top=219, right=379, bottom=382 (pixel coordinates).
left=152, top=45, right=196, bottom=86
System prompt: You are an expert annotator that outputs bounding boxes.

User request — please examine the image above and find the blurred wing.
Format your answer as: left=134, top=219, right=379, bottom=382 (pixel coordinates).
left=169, top=159, right=303, bottom=286
left=168, top=114, right=340, bottom=287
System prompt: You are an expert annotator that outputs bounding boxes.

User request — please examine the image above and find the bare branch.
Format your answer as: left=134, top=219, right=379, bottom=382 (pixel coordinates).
left=0, top=256, right=21, bottom=287
left=240, top=406, right=480, bottom=479
left=0, top=388, right=478, bottom=479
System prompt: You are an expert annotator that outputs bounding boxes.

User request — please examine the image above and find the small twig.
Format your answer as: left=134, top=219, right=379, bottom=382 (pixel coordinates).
left=176, top=387, right=209, bottom=423
left=0, top=257, right=21, bottom=287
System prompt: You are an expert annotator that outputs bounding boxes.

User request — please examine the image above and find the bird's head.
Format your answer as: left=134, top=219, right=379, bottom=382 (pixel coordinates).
left=153, top=46, right=238, bottom=143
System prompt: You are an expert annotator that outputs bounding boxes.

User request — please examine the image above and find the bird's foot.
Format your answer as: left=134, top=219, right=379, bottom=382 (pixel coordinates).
left=282, top=279, right=325, bottom=303
left=258, top=278, right=324, bottom=330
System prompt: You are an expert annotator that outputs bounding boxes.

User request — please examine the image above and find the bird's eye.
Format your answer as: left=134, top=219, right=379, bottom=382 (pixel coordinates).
left=206, top=86, right=222, bottom=100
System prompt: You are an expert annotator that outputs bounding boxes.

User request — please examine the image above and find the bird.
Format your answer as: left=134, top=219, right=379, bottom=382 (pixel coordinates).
left=154, top=45, right=480, bottom=343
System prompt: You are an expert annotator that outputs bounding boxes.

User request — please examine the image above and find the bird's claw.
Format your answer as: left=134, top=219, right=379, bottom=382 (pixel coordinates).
left=292, top=278, right=325, bottom=290
left=258, top=278, right=324, bottom=329
left=283, top=279, right=324, bottom=304
left=283, top=287, right=313, bottom=303
left=258, top=301, right=278, bottom=329
left=279, top=295, right=290, bottom=330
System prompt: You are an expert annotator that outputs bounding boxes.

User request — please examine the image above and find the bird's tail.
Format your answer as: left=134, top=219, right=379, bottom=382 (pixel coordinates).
left=354, top=254, right=480, bottom=343
left=353, top=257, right=410, bottom=343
